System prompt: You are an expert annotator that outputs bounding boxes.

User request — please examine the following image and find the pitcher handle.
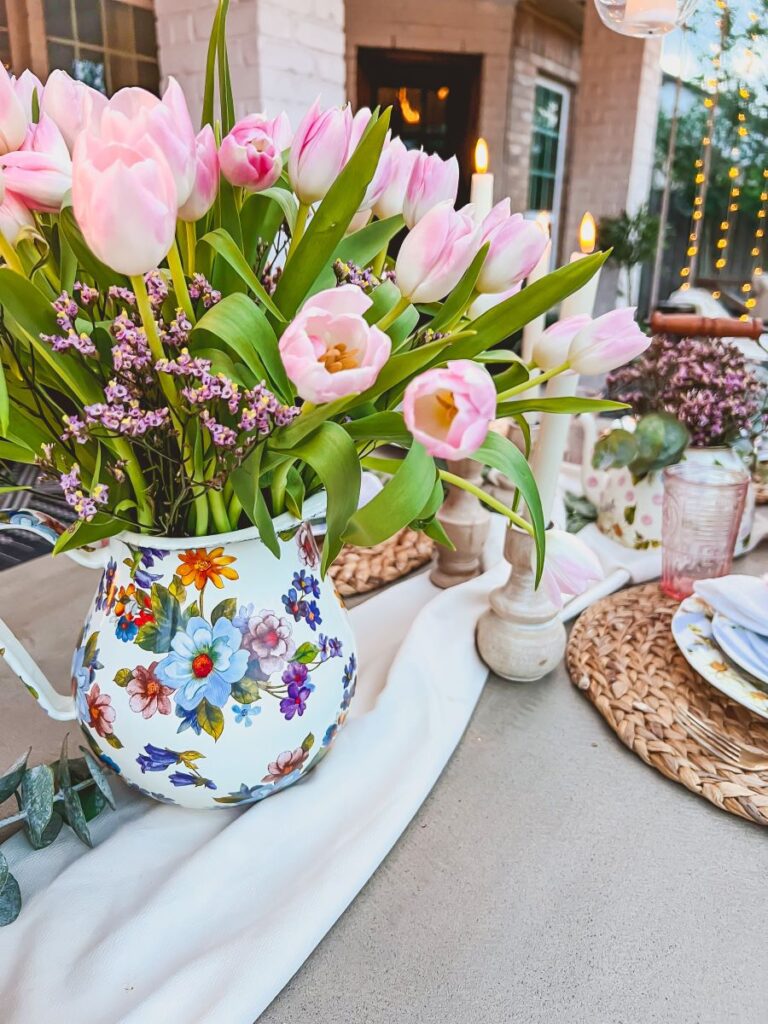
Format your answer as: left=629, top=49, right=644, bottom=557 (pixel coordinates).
left=0, top=508, right=107, bottom=721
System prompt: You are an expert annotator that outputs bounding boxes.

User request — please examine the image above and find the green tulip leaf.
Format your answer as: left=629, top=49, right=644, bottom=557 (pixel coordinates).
left=344, top=442, right=436, bottom=547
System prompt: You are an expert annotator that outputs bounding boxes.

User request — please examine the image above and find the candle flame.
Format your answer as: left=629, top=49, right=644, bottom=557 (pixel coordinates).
left=535, top=210, right=551, bottom=236
left=579, top=212, right=597, bottom=254
left=474, top=137, right=489, bottom=175
left=397, top=88, right=421, bottom=125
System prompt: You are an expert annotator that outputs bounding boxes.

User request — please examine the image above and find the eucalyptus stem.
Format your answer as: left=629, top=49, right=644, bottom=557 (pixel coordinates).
left=0, top=235, right=22, bottom=273
left=184, top=220, right=197, bottom=275
left=497, top=360, right=571, bottom=401
left=167, top=239, right=195, bottom=322
left=287, top=202, right=310, bottom=260
left=376, top=295, right=410, bottom=332
left=439, top=470, right=534, bottom=536
left=0, top=778, right=95, bottom=831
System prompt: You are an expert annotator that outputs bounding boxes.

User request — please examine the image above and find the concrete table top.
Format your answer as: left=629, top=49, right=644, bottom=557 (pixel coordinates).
left=1, top=547, right=767, bottom=1023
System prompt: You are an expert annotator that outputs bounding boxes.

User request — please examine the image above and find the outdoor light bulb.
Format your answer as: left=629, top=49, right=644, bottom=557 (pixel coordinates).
left=593, top=0, right=699, bottom=36
left=579, top=212, right=597, bottom=254
left=474, top=138, right=489, bottom=175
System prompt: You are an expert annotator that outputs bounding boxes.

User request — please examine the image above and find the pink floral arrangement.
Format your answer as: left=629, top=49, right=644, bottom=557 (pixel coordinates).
left=0, top=0, right=646, bottom=580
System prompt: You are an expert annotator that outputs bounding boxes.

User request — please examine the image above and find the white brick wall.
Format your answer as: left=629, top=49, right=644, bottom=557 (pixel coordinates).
left=155, top=0, right=346, bottom=127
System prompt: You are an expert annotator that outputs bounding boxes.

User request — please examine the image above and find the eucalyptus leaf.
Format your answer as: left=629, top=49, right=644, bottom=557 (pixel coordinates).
left=0, top=857, right=21, bottom=927
left=0, top=748, right=30, bottom=804
left=18, top=764, right=55, bottom=848
left=592, top=428, right=637, bottom=471
left=58, top=736, right=92, bottom=848
left=79, top=748, right=116, bottom=811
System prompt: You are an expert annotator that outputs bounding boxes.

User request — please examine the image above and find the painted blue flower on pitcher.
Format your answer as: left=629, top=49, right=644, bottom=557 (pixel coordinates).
left=156, top=616, right=249, bottom=711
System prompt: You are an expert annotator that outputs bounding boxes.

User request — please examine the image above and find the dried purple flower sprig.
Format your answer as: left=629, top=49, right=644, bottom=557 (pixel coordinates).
left=607, top=334, right=768, bottom=448
left=32, top=274, right=298, bottom=530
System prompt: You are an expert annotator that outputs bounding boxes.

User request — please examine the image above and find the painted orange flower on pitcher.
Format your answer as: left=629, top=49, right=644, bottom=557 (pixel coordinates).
left=177, top=547, right=239, bottom=591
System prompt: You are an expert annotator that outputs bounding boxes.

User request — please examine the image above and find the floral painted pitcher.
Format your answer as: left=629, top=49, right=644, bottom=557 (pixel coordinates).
left=0, top=501, right=357, bottom=809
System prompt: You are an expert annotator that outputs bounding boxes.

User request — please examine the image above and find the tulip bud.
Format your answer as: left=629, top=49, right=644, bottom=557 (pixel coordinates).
left=373, top=137, right=417, bottom=220
left=568, top=307, right=650, bottom=375
left=0, top=188, right=33, bottom=244
left=72, top=131, right=177, bottom=276
left=348, top=106, right=372, bottom=155
left=395, top=201, right=479, bottom=303
left=403, top=359, right=497, bottom=460
left=0, top=63, right=29, bottom=156
left=179, top=124, right=220, bottom=222
left=97, top=78, right=196, bottom=206
left=278, top=286, right=391, bottom=403
left=219, top=112, right=291, bottom=194
left=402, top=150, right=458, bottom=228
left=538, top=528, right=603, bottom=609
left=288, top=98, right=352, bottom=205
left=475, top=200, right=549, bottom=294
left=41, top=69, right=107, bottom=153
left=0, top=115, right=71, bottom=212
left=13, top=70, right=43, bottom=122
left=532, top=315, right=591, bottom=370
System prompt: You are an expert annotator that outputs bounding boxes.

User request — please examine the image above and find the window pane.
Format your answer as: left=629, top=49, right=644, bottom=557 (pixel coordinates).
left=105, top=0, right=134, bottom=53
left=0, top=30, right=10, bottom=69
left=44, top=0, right=74, bottom=39
left=0, top=1, right=8, bottom=31
left=528, top=84, right=566, bottom=213
left=136, top=59, right=159, bottom=92
left=75, top=0, right=103, bottom=46
left=108, top=52, right=139, bottom=91
left=133, top=6, right=157, bottom=58
left=75, top=51, right=106, bottom=92
left=47, top=41, right=76, bottom=75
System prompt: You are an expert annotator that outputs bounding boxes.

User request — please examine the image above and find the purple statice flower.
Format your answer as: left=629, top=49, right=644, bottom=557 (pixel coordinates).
left=74, top=281, right=99, bottom=305
left=42, top=329, right=97, bottom=356
left=333, top=258, right=378, bottom=292
left=108, top=285, right=136, bottom=306
left=144, top=270, right=169, bottom=309
left=155, top=350, right=212, bottom=378
left=188, top=273, right=221, bottom=308
left=163, top=308, right=193, bottom=348
left=279, top=681, right=312, bottom=720
left=238, top=382, right=299, bottom=437
left=110, top=315, right=153, bottom=373
left=607, top=334, right=768, bottom=448
left=58, top=463, right=109, bottom=521
left=61, top=414, right=88, bottom=444
left=84, top=400, right=170, bottom=437
left=200, top=411, right=237, bottom=448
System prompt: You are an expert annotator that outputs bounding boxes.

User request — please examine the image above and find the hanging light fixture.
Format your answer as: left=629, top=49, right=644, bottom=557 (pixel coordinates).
left=593, top=0, right=700, bottom=37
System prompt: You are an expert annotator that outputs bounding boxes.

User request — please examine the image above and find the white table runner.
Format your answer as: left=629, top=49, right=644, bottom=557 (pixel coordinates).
left=0, top=557, right=504, bottom=1024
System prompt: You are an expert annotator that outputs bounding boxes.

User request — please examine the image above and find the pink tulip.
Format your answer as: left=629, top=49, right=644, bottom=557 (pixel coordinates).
left=13, top=70, right=43, bottom=121
left=348, top=106, right=372, bottom=154
left=288, top=98, right=353, bottom=205
left=96, top=78, right=196, bottom=206
left=179, top=124, right=220, bottom=221
left=568, top=307, right=650, bottom=374
left=41, top=69, right=106, bottom=152
left=0, top=63, right=28, bottom=155
left=0, top=115, right=71, bottom=212
left=0, top=189, right=33, bottom=244
left=476, top=200, right=549, bottom=294
left=373, top=137, right=417, bottom=220
left=468, top=282, right=521, bottom=320
left=395, top=201, right=479, bottom=303
left=532, top=315, right=591, bottom=370
left=402, top=150, right=458, bottom=228
left=219, top=112, right=291, bottom=193
left=538, top=529, right=603, bottom=609
left=72, top=131, right=177, bottom=276
left=403, top=359, right=497, bottom=459
left=278, top=285, right=391, bottom=403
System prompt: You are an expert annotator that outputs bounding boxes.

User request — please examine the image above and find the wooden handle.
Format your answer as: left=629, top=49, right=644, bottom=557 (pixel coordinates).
left=650, top=312, right=764, bottom=340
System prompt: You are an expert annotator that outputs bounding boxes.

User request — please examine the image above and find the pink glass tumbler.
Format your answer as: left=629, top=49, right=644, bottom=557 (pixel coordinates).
left=661, top=462, right=749, bottom=601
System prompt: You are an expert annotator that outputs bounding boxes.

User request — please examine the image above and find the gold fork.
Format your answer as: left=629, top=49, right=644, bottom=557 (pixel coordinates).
left=675, top=706, right=768, bottom=771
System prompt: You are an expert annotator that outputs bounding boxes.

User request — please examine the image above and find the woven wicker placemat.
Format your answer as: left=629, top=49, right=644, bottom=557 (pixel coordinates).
left=329, top=527, right=434, bottom=597
left=567, top=582, right=768, bottom=826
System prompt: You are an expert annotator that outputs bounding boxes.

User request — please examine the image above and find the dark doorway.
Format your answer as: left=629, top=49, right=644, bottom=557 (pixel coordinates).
left=356, top=47, right=482, bottom=205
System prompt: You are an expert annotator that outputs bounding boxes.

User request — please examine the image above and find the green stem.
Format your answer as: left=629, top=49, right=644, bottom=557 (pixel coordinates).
left=497, top=361, right=571, bottom=401
left=167, top=239, right=195, bottom=322
left=270, top=459, right=293, bottom=516
left=227, top=492, right=242, bottom=527
left=287, top=202, right=310, bottom=261
left=113, top=438, right=153, bottom=529
left=193, top=490, right=209, bottom=536
left=184, top=220, right=197, bottom=276
left=376, top=295, right=410, bottom=332
left=371, top=244, right=388, bottom=278
left=0, top=234, right=22, bottom=273
left=208, top=488, right=231, bottom=534
left=440, top=470, right=534, bottom=536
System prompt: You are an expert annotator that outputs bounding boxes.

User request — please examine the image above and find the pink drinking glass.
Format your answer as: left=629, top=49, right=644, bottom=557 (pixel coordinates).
left=661, top=461, right=749, bottom=601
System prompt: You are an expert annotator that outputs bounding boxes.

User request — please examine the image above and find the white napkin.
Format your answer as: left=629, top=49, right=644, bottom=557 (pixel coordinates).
left=0, top=563, right=495, bottom=1024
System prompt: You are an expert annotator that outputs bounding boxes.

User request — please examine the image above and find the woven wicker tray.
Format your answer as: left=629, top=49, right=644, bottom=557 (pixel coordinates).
left=328, top=527, right=434, bottom=597
left=567, top=582, right=768, bottom=826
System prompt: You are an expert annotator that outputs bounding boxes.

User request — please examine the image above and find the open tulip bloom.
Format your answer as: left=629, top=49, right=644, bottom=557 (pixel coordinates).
left=0, top=1, right=635, bottom=584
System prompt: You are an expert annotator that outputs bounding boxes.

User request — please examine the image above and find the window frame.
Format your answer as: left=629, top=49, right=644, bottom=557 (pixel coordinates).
left=527, top=75, right=571, bottom=261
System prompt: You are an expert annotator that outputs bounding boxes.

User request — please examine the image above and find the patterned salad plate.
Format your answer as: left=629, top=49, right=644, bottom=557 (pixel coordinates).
left=711, top=613, right=768, bottom=686
left=671, top=596, right=768, bottom=721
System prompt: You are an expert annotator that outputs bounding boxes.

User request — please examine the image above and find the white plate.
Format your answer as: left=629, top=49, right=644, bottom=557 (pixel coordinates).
left=671, top=597, right=768, bottom=720
left=712, top=613, right=768, bottom=686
